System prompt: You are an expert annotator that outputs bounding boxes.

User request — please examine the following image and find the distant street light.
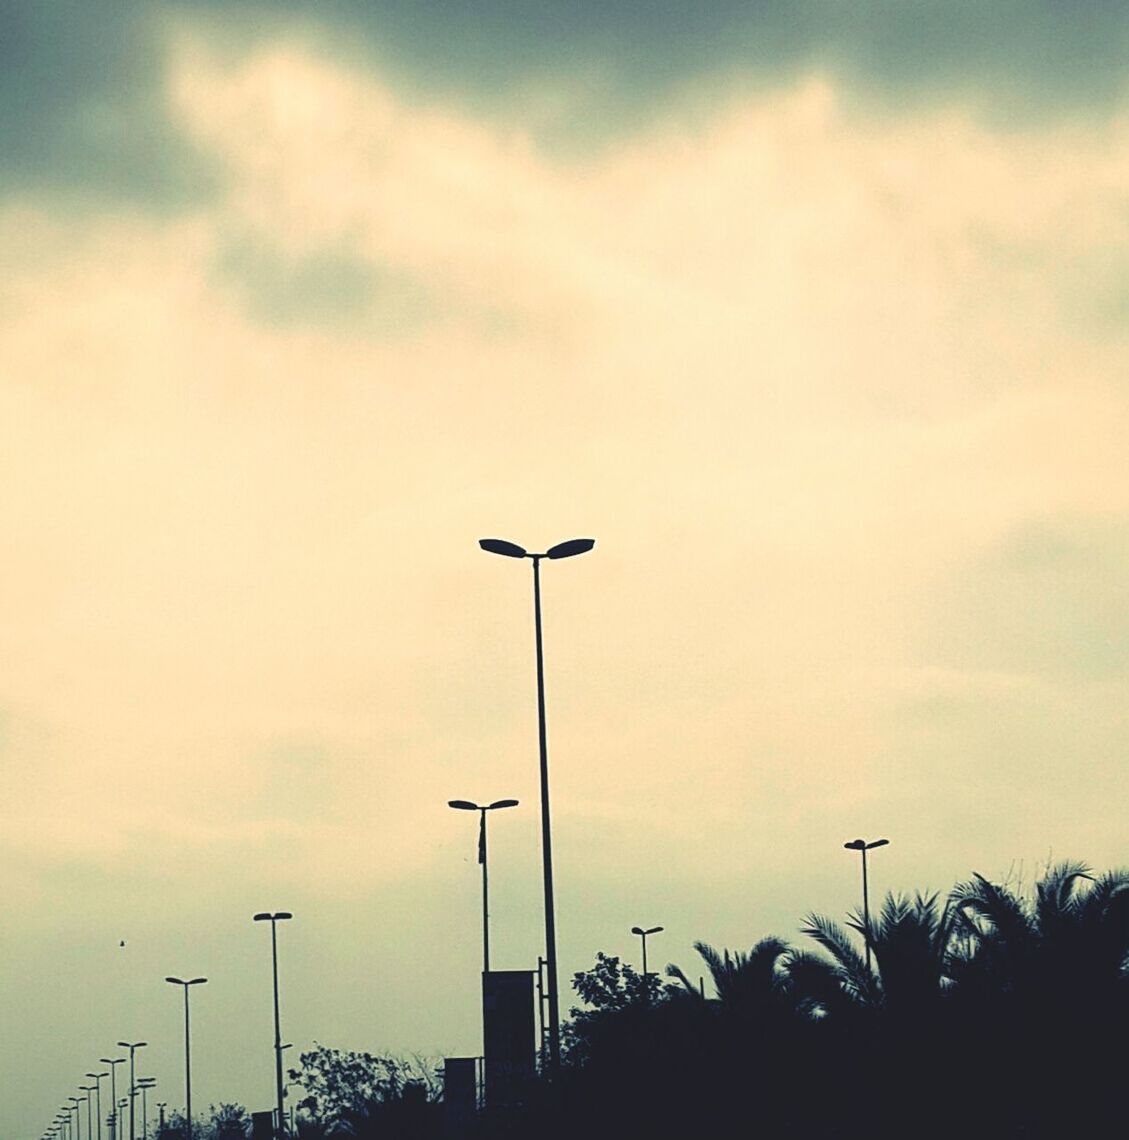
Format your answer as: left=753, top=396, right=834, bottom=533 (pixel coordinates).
left=79, top=1087, right=97, bottom=1140
left=844, top=838, right=889, bottom=972
left=86, top=1072, right=108, bottom=1140
left=448, top=799, right=520, bottom=972
left=165, top=978, right=207, bottom=1140
left=116, top=1041, right=147, bottom=1140
left=630, top=926, right=664, bottom=996
left=136, top=1079, right=156, bottom=1140
left=67, top=1097, right=86, bottom=1140
left=253, top=912, right=293, bottom=1139
left=479, top=535, right=595, bottom=1068
left=99, top=1058, right=125, bottom=1140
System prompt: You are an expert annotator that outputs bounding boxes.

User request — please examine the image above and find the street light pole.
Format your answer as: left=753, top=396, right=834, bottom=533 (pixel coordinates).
left=80, top=1087, right=97, bottom=1140
left=630, top=925, right=664, bottom=994
left=99, top=1058, right=125, bottom=1140
left=844, top=838, right=889, bottom=973
left=116, top=1042, right=146, bottom=1140
left=165, top=977, right=207, bottom=1140
left=68, top=1097, right=86, bottom=1140
left=448, top=799, right=519, bottom=972
left=479, top=535, right=594, bottom=1069
left=86, top=1073, right=109, bottom=1140
left=136, top=1079, right=156, bottom=1140
left=253, top=912, right=293, bottom=1139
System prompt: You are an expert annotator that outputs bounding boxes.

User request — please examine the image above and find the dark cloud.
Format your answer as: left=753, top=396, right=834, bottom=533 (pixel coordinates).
left=4, top=0, right=1129, bottom=207
left=0, top=2, right=220, bottom=208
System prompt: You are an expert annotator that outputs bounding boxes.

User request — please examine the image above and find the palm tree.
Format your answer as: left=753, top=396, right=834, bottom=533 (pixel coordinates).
left=791, top=892, right=955, bottom=1018
left=666, top=936, right=793, bottom=1014
left=949, top=861, right=1129, bottom=1003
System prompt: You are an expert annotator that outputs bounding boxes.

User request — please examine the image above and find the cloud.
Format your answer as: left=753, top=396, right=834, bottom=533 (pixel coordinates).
left=6, top=2, right=1129, bottom=208
left=0, top=3, right=220, bottom=208
left=5, top=34, right=1129, bottom=1136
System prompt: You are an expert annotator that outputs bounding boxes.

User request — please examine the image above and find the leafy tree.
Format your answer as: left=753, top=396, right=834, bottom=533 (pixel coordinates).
left=162, top=1104, right=248, bottom=1140
left=287, top=1044, right=440, bottom=1134
left=564, top=952, right=676, bottom=1064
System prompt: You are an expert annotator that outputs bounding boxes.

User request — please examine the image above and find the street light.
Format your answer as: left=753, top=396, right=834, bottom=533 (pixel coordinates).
left=99, top=1058, right=125, bottom=1140
left=67, top=1097, right=86, bottom=1140
left=448, top=799, right=520, bottom=972
left=253, top=912, right=293, bottom=1139
left=80, top=1087, right=97, bottom=1140
left=165, top=978, right=207, bottom=1140
left=479, top=534, right=594, bottom=1068
left=630, top=925, right=664, bottom=988
left=116, top=1042, right=147, bottom=1140
left=844, top=838, right=889, bottom=972
left=86, top=1072, right=109, bottom=1140
left=136, top=1079, right=156, bottom=1140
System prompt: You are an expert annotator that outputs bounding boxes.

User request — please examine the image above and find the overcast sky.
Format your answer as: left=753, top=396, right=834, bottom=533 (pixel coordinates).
left=4, top=2, right=1129, bottom=1135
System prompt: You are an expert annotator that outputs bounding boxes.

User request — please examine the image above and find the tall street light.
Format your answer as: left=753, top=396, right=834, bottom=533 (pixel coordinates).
left=253, top=912, right=293, bottom=1139
left=479, top=535, right=595, bottom=1068
left=844, top=838, right=889, bottom=973
left=165, top=977, right=207, bottom=1140
left=448, top=798, right=519, bottom=972
left=86, top=1072, right=108, bottom=1140
left=116, top=1042, right=147, bottom=1140
left=630, top=925, right=664, bottom=992
left=99, top=1058, right=125, bottom=1140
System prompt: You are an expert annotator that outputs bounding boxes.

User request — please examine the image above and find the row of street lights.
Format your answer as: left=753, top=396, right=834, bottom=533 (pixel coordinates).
left=42, top=914, right=292, bottom=1140
left=46, top=1048, right=162, bottom=1140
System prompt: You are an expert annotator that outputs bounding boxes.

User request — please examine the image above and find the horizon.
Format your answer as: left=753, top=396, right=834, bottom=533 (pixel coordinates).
left=4, top=4, right=1129, bottom=1136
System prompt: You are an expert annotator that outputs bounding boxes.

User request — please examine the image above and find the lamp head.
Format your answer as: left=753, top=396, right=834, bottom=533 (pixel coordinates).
left=448, top=799, right=479, bottom=811
left=546, top=538, right=595, bottom=560
left=866, top=838, right=890, bottom=850
left=479, top=538, right=527, bottom=558
left=844, top=839, right=866, bottom=850
left=487, top=798, right=519, bottom=810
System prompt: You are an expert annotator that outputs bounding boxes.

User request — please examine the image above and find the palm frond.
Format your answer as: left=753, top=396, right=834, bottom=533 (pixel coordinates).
left=800, top=912, right=878, bottom=1004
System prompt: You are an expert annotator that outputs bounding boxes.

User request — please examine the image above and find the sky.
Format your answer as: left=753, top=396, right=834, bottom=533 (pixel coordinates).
left=4, top=1, right=1129, bottom=1134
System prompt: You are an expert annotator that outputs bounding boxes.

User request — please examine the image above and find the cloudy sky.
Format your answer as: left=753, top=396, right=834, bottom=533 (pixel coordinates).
left=4, top=1, right=1129, bottom=1134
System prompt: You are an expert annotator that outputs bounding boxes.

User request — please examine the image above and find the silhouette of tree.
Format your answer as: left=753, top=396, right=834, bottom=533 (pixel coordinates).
left=667, top=936, right=793, bottom=1013
left=951, top=861, right=1129, bottom=999
left=287, top=1044, right=440, bottom=1135
left=793, top=892, right=955, bottom=1017
left=162, top=1105, right=248, bottom=1140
